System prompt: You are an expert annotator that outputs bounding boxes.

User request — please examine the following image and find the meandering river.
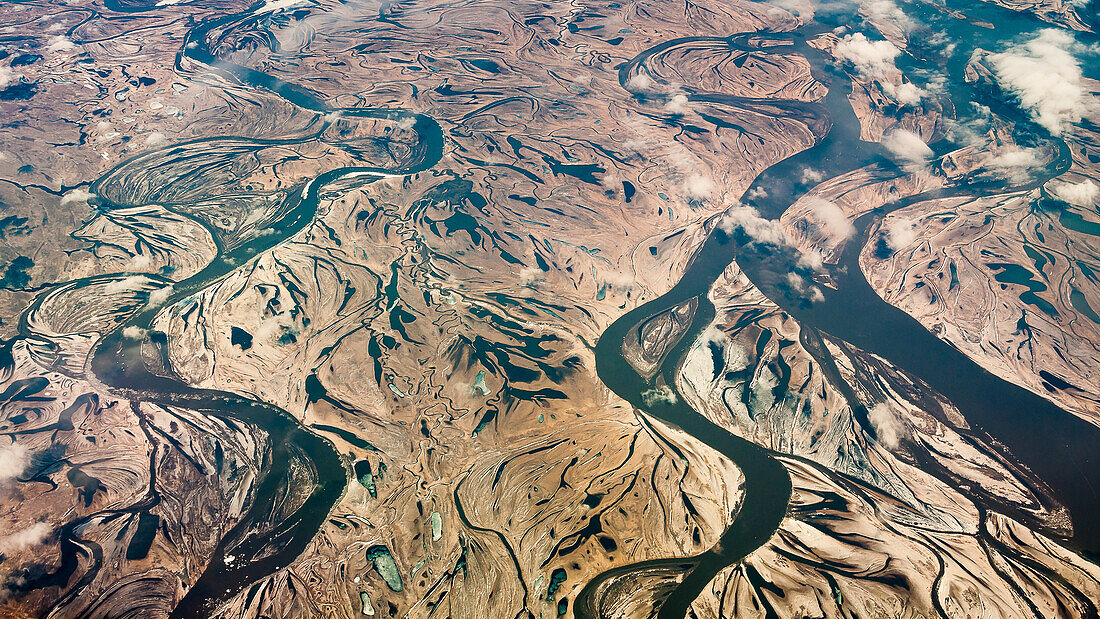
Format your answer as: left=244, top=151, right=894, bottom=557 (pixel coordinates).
left=580, top=4, right=1100, bottom=616
left=35, top=1, right=1100, bottom=617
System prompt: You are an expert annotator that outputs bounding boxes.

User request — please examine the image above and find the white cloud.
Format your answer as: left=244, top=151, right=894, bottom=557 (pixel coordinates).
left=719, top=204, right=830, bottom=270
left=719, top=204, right=791, bottom=246
left=60, top=189, right=94, bottom=205
left=881, top=129, right=933, bottom=167
left=145, top=132, right=167, bottom=146
left=989, top=148, right=1040, bottom=169
left=147, top=285, right=173, bottom=307
left=767, top=0, right=815, bottom=18
left=700, top=326, right=727, bottom=348
left=47, top=36, right=75, bottom=53
left=682, top=173, right=717, bottom=200
left=518, top=266, right=543, bottom=287
left=990, top=29, right=1096, bottom=135
left=882, top=81, right=925, bottom=106
left=664, top=93, right=690, bottom=114
left=255, top=317, right=285, bottom=343
left=600, top=173, right=620, bottom=192
left=129, top=253, right=155, bottom=271
left=985, top=147, right=1043, bottom=182
left=0, top=67, right=19, bottom=89
left=863, top=0, right=916, bottom=32
left=868, top=403, right=904, bottom=448
left=883, top=216, right=917, bottom=250
left=0, top=444, right=28, bottom=483
left=104, top=276, right=146, bottom=294
left=786, top=272, right=806, bottom=291
left=626, top=74, right=656, bottom=92
left=0, top=523, right=51, bottom=555
left=835, top=33, right=901, bottom=79
left=641, top=385, right=677, bottom=407
left=1050, top=180, right=1098, bottom=206
left=800, top=167, right=825, bottom=184
left=804, top=197, right=855, bottom=240
left=122, top=326, right=146, bottom=340
left=746, top=186, right=768, bottom=200
left=599, top=270, right=634, bottom=291
left=834, top=32, right=928, bottom=106
left=786, top=272, right=826, bottom=302
left=797, top=248, right=824, bottom=270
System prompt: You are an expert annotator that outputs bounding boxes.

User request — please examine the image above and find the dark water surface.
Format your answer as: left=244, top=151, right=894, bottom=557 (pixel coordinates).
left=581, top=2, right=1100, bottom=617
left=42, top=0, right=1100, bottom=616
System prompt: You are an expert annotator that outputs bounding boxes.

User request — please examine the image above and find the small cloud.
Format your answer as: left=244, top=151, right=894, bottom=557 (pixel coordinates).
left=626, top=74, right=656, bottom=92
left=786, top=271, right=807, bottom=291
left=746, top=186, right=768, bottom=201
left=797, top=248, right=824, bottom=271
left=1049, top=179, right=1098, bottom=206
left=834, top=32, right=927, bottom=107
left=664, top=93, right=690, bottom=114
left=882, top=216, right=917, bottom=250
left=682, top=173, right=717, bottom=200
left=719, top=204, right=790, bottom=246
left=104, top=275, right=146, bottom=294
left=518, top=266, right=543, bottom=287
left=60, top=189, right=94, bottom=205
left=255, top=318, right=285, bottom=343
left=767, top=0, right=815, bottom=18
left=122, top=326, right=146, bottom=340
left=786, top=272, right=826, bottom=303
left=145, top=132, right=167, bottom=146
left=0, top=67, right=19, bottom=89
left=800, top=167, right=825, bottom=185
left=882, top=81, right=925, bottom=106
left=598, top=270, right=634, bottom=292
left=0, top=523, right=51, bottom=555
left=47, top=36, right=75, bottom=53
left=863, top=0, right=917, bottom=32
left=147, top=285, right=173, bottom=307
left=835, top=33, right=900, bottom=79
left=129, top=254, right=155, bottom=271
left=984, top=147, right=1043, bottom=182
left=881, top=129, right=933, bottom=167
left=989, top=29, right=1097, bottom=135
left=989, top=148, right=1040, bottom=169
left=700, top=327, right=726, bottom=348
left=0, top=443, right=28, bottom=483
left=641, top=385, right=677, bottom=407
left=804, top=197, right=855, bottom=240
left=868, top=403, right=905, bottom=448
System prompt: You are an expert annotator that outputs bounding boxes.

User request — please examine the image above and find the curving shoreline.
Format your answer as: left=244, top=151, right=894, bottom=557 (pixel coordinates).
left=22, top=1, right=1100, bottom=616
left=39, top=3, right=446, bottom=616
left=580, top=5, right=1100, bottom=615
